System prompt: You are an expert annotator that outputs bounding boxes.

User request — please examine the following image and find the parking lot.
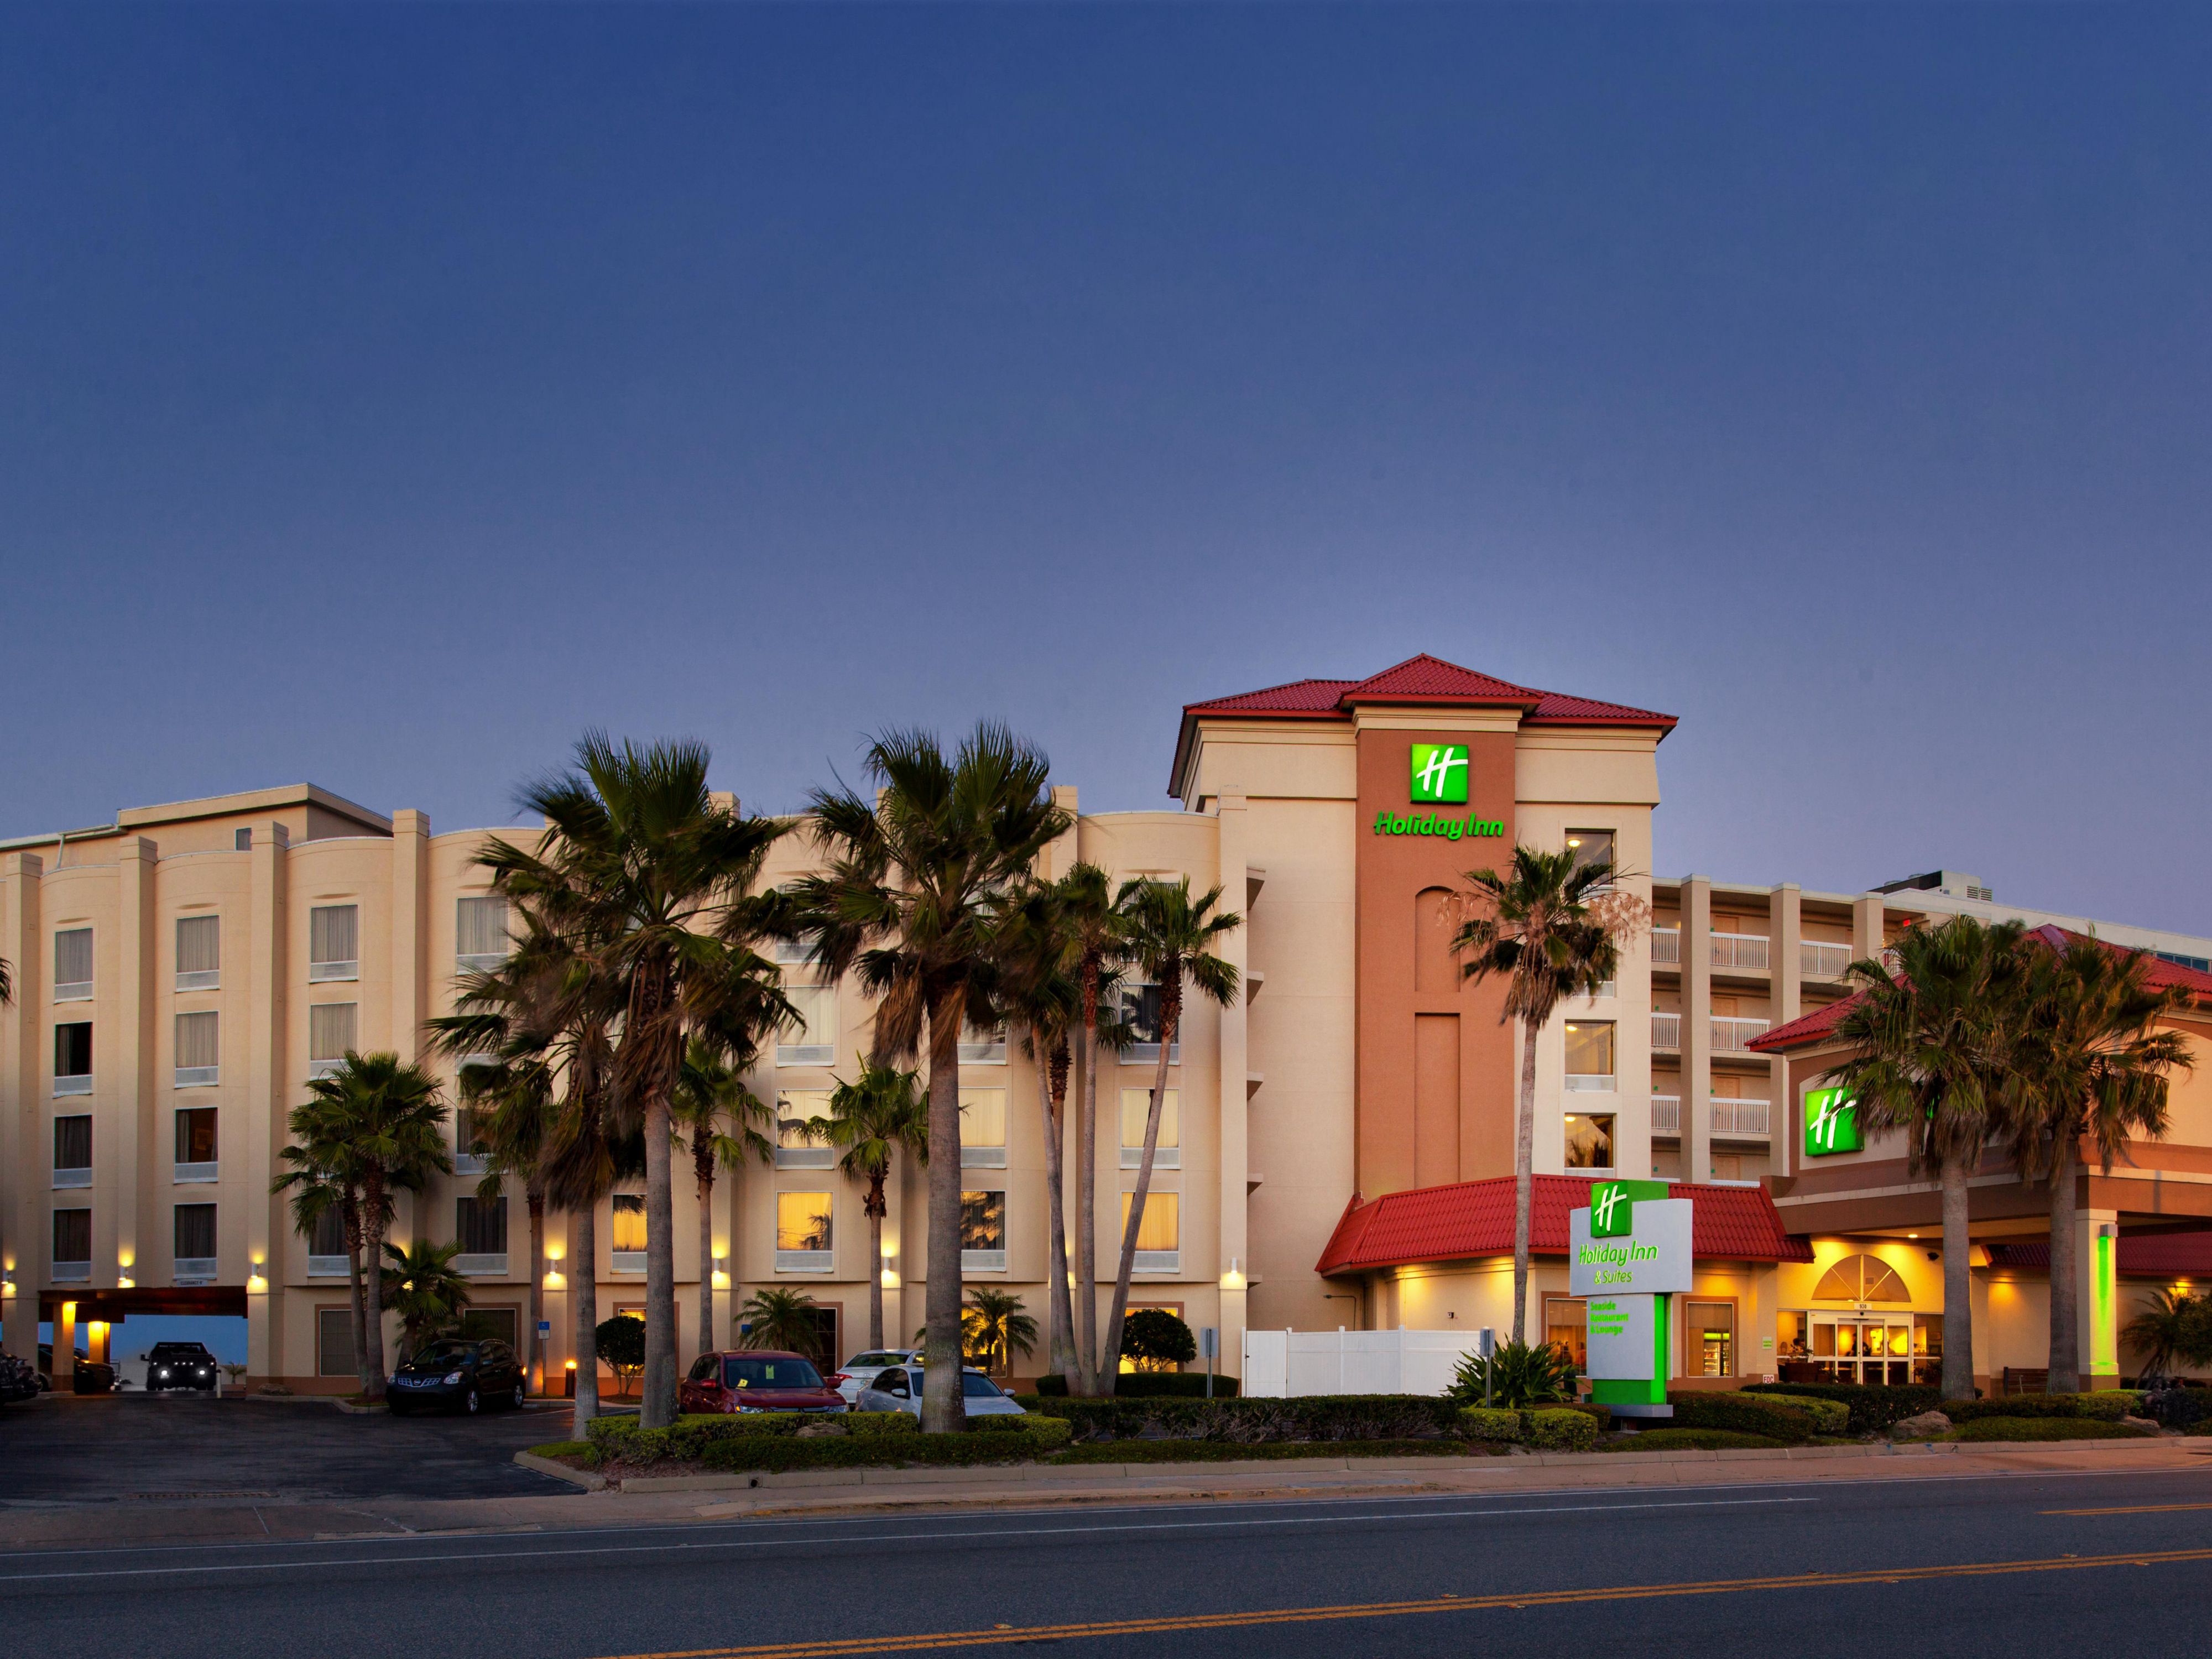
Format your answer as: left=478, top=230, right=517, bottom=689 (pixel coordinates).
left=0, top=1389, right=580, bottom=1505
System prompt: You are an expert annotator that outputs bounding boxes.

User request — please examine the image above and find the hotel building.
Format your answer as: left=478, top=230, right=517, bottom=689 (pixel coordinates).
left=5, top=655, right=2209, bottom=1393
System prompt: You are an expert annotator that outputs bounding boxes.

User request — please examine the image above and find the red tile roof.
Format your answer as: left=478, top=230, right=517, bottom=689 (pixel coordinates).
left=1314, top=1173, right=1812, bottom=1275
left=1986, top=1232, right=2212, bottom=1277
left=1171, top=654, right=1677, bottom=796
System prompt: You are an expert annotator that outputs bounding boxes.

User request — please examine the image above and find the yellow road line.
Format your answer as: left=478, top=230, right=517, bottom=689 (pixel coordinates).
left=2043, top=1502, right=2212, bottom=1516
left=599, top=1546, right=2212, bottom=1659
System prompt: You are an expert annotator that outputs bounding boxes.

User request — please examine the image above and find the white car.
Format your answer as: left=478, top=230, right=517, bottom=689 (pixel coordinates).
left=853, top=1364, right=1029, bottom=1417
left=828, top=1350, right=917, bottom=1404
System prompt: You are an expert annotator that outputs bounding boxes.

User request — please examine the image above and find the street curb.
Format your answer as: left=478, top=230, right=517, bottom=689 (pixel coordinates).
left=514, top=1451, right=607, bottom=1491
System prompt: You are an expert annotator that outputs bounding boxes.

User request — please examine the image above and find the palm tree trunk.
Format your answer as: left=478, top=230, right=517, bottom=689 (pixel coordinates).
left=527, top=1186, right=546, bottom=1395
left=641, top=1069, right=680, bottom=1431
left=1074, top=1016, right=1100, bottom=1392
left=343, top=1192, right=370, bottom=1396
left=2047, top=1134, right=2080, bottom=1393
left=361, top=1171, right=389, bottom=1399
left=570, top=1203, right=599, bottom=1439
left=921, top=993, right=969, bottom=1432
left=698, top=1168, right=717, bottom=1359
left=867, top=1181, right=886, bottom=1352
left=1034, top=1029, right=1078, bottom=1388
left=1511, top=1016, right=1539, bottom=1345
left=1940, top=1154, right=1975, bottom=1401
left=1100, top=985, right=1178, bottom=1392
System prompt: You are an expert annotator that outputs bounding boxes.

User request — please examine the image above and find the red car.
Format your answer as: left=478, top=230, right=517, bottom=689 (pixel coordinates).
left=679, top=1349, right=848, bottom=1415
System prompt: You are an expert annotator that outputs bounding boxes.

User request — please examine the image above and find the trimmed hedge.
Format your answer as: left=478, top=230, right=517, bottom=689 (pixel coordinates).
left=1609, top=1428, right=1787, bottom=1452
left=1030, top=1373, right=1240, bottom=1399
left=1458, top=1407, right=1525, bottom=1443
left=1012, top=1394, right=1464, bottom=1444
left=1050, top=1438, right=1491, bottom=1465
left=1744, top=1383, right=1943, bottom=1435
left=1526, top=1408, right=1601, bottom=1452
left=1665, top=1391, right=1819, bottom=1443
left=1946, top=1392, right=2132, bottom=1423
left=698, top=1417, right=1072, bottom=1473
left=586, top=1411, right=930, bottom=1466
left=1948, top=1417, right=2148, bottom=1443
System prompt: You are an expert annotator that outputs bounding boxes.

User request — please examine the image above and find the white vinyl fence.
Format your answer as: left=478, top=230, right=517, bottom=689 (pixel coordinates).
left=1240, top=1327, right=1484, bottom=1399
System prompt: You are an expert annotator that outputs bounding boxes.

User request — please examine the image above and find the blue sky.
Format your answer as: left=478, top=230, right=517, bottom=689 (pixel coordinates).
left=4, top=6, right=2208, bottom=933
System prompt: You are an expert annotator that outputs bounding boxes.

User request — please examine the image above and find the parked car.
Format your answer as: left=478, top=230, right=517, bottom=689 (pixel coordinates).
left=0, top=1353, right=38, bottom=1404
left=387, top=1337, right=527, bottom=1416
left=828, top=1349, right=917, bottom=1403
left=145, top=1340, right=220, bottom=1392
left=71, top=1360, right=117, bottom=1395
left=854, top=1365, right=1029, bottom=1417
left=679, top=1350, right=847, bottom=1415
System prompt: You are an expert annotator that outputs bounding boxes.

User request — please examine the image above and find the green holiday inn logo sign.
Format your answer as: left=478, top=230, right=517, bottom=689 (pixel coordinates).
left=1374, top=743, right=1503, bottom=839
left=1804, top=1088, right=1862, bottom=1156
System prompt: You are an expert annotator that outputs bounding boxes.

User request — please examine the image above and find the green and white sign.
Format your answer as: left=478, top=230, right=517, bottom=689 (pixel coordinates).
left=1803, top=1088, right=1861, bottom=1157
left=1585, top=1294, right=1661, bottom=1389
left=1569, top=1182, right=1692, bottom=1296
left=1408, top=743, right=1469, bottom=804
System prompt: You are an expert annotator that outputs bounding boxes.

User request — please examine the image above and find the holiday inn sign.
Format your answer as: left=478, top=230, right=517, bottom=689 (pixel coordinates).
left=1373, top=743, right=1504, bottom=838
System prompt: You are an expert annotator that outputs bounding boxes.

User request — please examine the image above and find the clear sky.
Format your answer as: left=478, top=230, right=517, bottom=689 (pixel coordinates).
left=5, top=6, right=2208, bottom=935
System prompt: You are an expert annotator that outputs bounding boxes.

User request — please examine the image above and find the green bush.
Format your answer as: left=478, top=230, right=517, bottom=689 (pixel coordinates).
left=1050, top=1438, right=1488, bottom=1465
left=1121, top=1309, right=1198, bottom=1368
left=525, top=1440, right=593, bottom=1463
left=1949, top=1416, right=2149, bottom=1442
left=1028, top=1372, right=1239, bottom=1399
left=1446, top=1340, right=1579, bottom=1408
left=1014, top=1394, right=1462, bottom=1444
left=1607, top=1428, right=1787, bottom=1452
left=586, top=1410, right=919, bottom=1466
left=1665, top=1391, right=1818, bottom=1443
left=1555, top=1400, right=1613, bottom=1431
left=1744, top=1383, right=1943, bottom=1434
left=1947, top=1392, right=2131, bottom=1423
left=697, top=1416, right=1071, bottom=1473
left=1457, top=1407, right=1524, bottom=1443
left=1524, top=1407, right=1601, bottom=1452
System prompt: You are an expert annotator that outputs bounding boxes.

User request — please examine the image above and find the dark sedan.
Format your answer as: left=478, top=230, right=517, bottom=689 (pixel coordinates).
left=145, top=1340, right=219, bottom=1392
left=387, top=1337, right=527, bottom=1416
left=678, top=1350, right=847, bottom=1415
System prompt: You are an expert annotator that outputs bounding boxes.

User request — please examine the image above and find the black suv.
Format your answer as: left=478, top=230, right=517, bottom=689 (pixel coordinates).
left=388, top=1337, right=526, bottom=1416
left=146, top=1341, right=220, bottom=1392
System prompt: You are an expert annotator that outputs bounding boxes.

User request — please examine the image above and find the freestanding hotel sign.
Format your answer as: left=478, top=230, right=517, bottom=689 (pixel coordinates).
left=1569, top=1180, right=1693, bottom=1415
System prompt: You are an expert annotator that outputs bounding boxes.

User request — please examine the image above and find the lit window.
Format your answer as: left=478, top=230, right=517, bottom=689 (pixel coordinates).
left=1564, top=1112, right=1616, bottom=1171
left=1565, top=831, right=1616, bottom=886
left=1120, top=1087, right=1180, bottom=1168
left=961, top=1190, right=1007, bottom=1271
left=175, top=1108, right=218, bottom=1180
left=610, top=1194, right=648, bottom=1254
left=309, top=905, right=359, bottom=982
left=775, top=1090, right=835, bottom=1168
left=1121, top=1191, right=1179, bottom=1267
left=777, top=985, right=837, bottom=1065
left=776, top=1192, right=833, bottom=1271
left=1686, top=1300, right=1735, bottom=1378
left=1563, top=1020, right=1615, bottom=1091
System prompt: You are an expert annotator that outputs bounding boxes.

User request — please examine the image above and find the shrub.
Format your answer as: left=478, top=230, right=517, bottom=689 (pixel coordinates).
left=1744, top=1383, right=1943, bottom=1434
left=1457, top=1407, right=1524, bottom=1443
left=585, top=1410, right=920, bottom=1466
left=697, top=1416, right=1071, bottom=1473
left=1446, top=1341, right=1579, bottom=1408
left=1028, top=1372, right=1238, bottom=1399
left=1947, top=1392, right=2130, bottom=1423
left=1121, top=1309, right=1198, bottom=1369
left=1554, top=1400, right=1613, bottom=1431
left=1608, top=1428, right=1786, bottom=1452
left=594, top=1316, right=646, bottom=1397
left=1665, top=1391, right=1818, bottom=1443
left=1051, top=1438, right=1488, bottom=1465
left=1524, top=1408, right=1600, bottom=1452
left=1014, top=1393, right=1463, bottom=1444
left=2138, top=1384, right=2212, bottom=1432
left=1949, top=1416, right=2149, bottom=1443
left=526, top=1440, right=593, bottom=1464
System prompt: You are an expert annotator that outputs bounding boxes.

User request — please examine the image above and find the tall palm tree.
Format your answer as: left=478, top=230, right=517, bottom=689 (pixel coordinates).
left=1452, top=845, right=1632, bottom=1343
left=818, top=1057, right=928, bottom=1353
left=1824, top=915, right=2032, bottom=1401
left=1053, top=862, right=1134, bottom=1394
left=791, top=723, right=1071, bottom=1431
left=963, top=1285, right=1039, bottom=1376
left=480, top=733, right=789, bottom=1430
left=1100, top=878, right=1240, bottom=1394
left=737, top=1287, right=825, bottom=1361
left=2008, top=935, right=2192, bottom=1391
left=273, top=1144, right=370, bottom=1392
left=672, top=1037, right=776, bottom=1354
left=380, top=1238, right=473, bottom=1361
left=277, top=1052, right=451, bottom=1399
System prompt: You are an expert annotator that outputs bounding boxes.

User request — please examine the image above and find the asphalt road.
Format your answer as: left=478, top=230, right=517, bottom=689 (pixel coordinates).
left=7, top=1464, right=2212, bottom=1659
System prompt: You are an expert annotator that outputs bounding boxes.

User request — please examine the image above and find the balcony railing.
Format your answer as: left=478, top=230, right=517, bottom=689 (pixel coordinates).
left=775, top=1249, right=833, bottom=1273
left=53, top=1260, right=92, bottom=1282
left=1133, top=1250, right=1181, bottom=1274
left=1651, top=928, right=1681, bottom=965
left=1651, top=1095, right=1681, bottom=1135
left=453, top=1152, right=489, bottom=1177
left=174, top=1258, right=218, bottom=1284
left=1711, top=1097, right=1772, bottom=1136
left=962, top=1146, right=1008, bottom=1169
left=1801, top=941, right=1854, bottom=978
left=1711, top=1016, right=1771, bottom=1052
left=455, top=1253, right=508, bottom=1277
left=1710, top=932, right=1770, bottom=971
left=1121, top=1146, right=1180, bottom=1168
left=308, top=1254, right=349, bottom=1277
left=175, top=1161, right=218, bottom=1184
left=53, top=1166, right=92, bottom=1190
left=1651, top=1013, right=1682, bottom=1050
left=55, top=1074, right=93, bottom=1097
left=611, top=1250, right=646, bottom=1275
left=961, top=1249, right=1008, bottom=1272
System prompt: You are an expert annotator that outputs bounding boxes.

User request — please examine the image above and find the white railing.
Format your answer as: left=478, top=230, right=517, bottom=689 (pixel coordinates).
left=176, top=969, right=220, bottom=992
left=1801, top=941, right=1853, bottom=978
left=1710, top=1016, right=1771, bottom=1051
left=775, top=1146, right=836, bottom=1170
left=307, top=959, right=358, bottom=983
left=1710, top=932, right=1770, bottom=971
left=1650, top=1095, right=1681, bottom=1135
left=53, top=1167, right=92, bottom=1189
left=175, top=1162, right=218, bottom=1184
left=53, top=1261, right=92, bottom=1282
left=455, top=1253, right=508, bottom=1277
left=174, top=1258, right=218, bottom=1283
left=1133, top=1250, right=1181, bottom=1274
left=1564, top=1073, right=1616, bottom=1093
left=453, top=1153, right=489, bottom=1177
left=775, top=1249, right=833, bottom=1273
left=54, top=980, right=92, bottom=1003
left=961, top=1249, right=1008, bottom=1272
left=1651, top=1014, right=1682, bottom=1049
left=1710, top=1097, right=1772, bottom=1136
left=1121, top=1147, right=1180, bottom=1168
left=175, top=1066, right=219, bottom=1088
left=1651, top=928, right=1681, bottom=965
left=958, top=1036, right=1008, bottom=1064
left=611, top=1250, right=646, bottom=1275
left=308, top=1255, right=350, bottom=1277
left=55, top=1074, right=93, bottom=1097
left=962, top=1146, right=1008, bottom=1168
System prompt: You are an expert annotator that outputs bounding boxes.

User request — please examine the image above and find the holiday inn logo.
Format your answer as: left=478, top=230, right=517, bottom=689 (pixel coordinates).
left=1409, top=743, right=1469, bottom=804
left=1804, top=1088, right=1862, bottom=1156
left=1589, top=1180, right=1633, bottom=1238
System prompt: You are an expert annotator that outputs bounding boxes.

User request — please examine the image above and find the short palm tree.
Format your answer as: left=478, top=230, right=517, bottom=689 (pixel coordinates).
left=275, top=1052, right=450, bottom=1398
left=2008, top=935, right=2191, bottom=1390
left=790, top=723, right=1071, bottom=1431
left=2122, top=1286, right=2200, bottom=1381
left=380, top=1239, right=473, bottom=1361
left=1100, top=877, right=1240, bottom=1394
left=274, top=1146, right=369, bottom=1392
left=1824, top=915, right=2033, bottom=1401
left=963, top=1286, right=1038, bottom=1376
left=1451, top=845, right=1634, bottom=1343
left=818, top=1057, right=928, bottom=1353
left=738, top=1287, right=825, bottom=1361
left=672, top=1037, right=777, bottom=1354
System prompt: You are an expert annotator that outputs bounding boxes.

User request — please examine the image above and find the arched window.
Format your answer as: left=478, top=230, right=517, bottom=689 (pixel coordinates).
left=1812, top=1254, right=1911, bottom=1303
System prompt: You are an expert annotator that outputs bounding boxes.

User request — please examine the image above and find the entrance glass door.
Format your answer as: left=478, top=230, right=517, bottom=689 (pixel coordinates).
left=1806, top=1314, right=1912, bottom=1384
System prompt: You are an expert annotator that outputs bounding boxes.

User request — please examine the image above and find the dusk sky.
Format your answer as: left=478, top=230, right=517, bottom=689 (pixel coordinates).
left=6, top=6, right=2208, bottom=936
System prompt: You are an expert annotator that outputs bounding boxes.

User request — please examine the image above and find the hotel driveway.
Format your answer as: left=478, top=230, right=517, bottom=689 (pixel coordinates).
left=0, top=1389, right=576, bottom=1505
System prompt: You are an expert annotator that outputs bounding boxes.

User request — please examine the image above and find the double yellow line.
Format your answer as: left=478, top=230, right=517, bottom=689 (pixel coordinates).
left=603, top=1546, right=2212, bottom=1659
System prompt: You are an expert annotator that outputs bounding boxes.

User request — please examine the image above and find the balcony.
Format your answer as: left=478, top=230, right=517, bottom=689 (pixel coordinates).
left=455, top=1253, right=508, bottom=1277
left=1710, top=932, right=1770, bottom=972
left=1711, top=1098, right=1771, bottom=1137
left=611, top=1250, right=645, bottom=1275
left=961, top=1249, right=1008, bottom=1272
left=962, top=1145, right=1008, bottom=1169
left=1651, top=927, right=1680, bottom=966
left=175, top=1161, right=219, bottom=1184
left=1801, top=941, right=1853, bottom=979
left=308, top=1254, right=350, bottom=1277
left=775, top=1249, right=833, bottom=1274
left=1651, top=1095, right=1681, bottom=1135
left=1651, top=1013, right=1681, bottom=1050
left=53, top=1260, right=92, bottom=1282
left=1711, top=1016, right=1771, bottom=1052
left=54, top=1074, right=93, bottom=1097
left=174, top=1258, right=219, bottom=1284
left=53, top=1166, right=92, bottom=1190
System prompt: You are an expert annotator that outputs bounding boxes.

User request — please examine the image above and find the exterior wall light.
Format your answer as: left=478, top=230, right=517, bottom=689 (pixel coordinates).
left=880, top=1267, right=900, bottom=1290
left=1219, top=1257, right=1246, bottom=1292
left=711, top=1258, right=731, bottom=1291
left=117, top=1275, right=135, bottom=1290
left=247, top=1258, right=268, bottom=1293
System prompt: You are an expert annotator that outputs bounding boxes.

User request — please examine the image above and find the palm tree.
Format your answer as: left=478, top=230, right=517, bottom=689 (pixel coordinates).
left=995, top=883, right=1081, bottom=1388
left=737, top=1287, right=825, bottom=1361
left=790, top=723, right=1072, bottom=1431
left=1824, top=915, right=2033, bottom=1401
left=380, top=1239, right=473, bottom=1361
left=277, top=1052, right=451, bottom=1398
left=2008, top=935, right=2192, bottom=1391
left=1099, top=878, right=1240, bottom=1393
left=479, top=732, right=789, bottom=1430
left=2121, top=1286, right=2199, bottom=1381
left=1053, top=862, right=1135, bottom=1394
left=818, top=1057, right=928, bottom=1353
left=273, top=1145, right=370, bottom=1392
left=672, top=1037, right=777, bottom=1355
left=963, top=1285, right=1038, bottom=1377
left=1452, top=845, right=1635, bottom=1344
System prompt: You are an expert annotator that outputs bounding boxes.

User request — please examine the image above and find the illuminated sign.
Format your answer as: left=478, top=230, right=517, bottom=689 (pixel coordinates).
left=1409, top=743, right=1470, bottom=804
left=1804, top=1088, right=1861, bottom=1156
left=1370, top=811, right=1502, bottom=840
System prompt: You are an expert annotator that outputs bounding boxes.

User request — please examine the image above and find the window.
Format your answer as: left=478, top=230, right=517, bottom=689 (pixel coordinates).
left=1563, top=1020, right=1615, bottom=1091
left=688, top=1353, right=717, bottom=1384
left=174, top=914, right=221, bottom=990
left=1812, top=1253, right=1911, bottom=1303
left=308, top=904, right=359, bottom=982
left=610, top=1193, right=648, bottom=1271
left=54, top=928, right=92, bottom=1001
left=777, top=984, right=837, bottom=1065
left=1542, top=1295, right=1588, bottom=1371
left=236, top=828, right=254, bottom=853
left=961, top=1190, right=1007, bottom=1271
left=775, top=1090, right=836, bottom=1168
left=1120, top=1088, right=1180, bottom=1169
left=772, top=934, right=820, bottom=966
left=959, top=1023, right=1008, bottom=1064
left=175, top=1203, right=218, bottom=1277
left=1566, top=830, right=1616, bottom=887
left=961, top=1088, right=1007, bottom=1168
left=776, top=1192, right=833, bottom=1271
left=53, top=1114, right=92, bottom=1187
left=308, top=1003, right=357, bottom=1077
left=724, top=1354, right=825, bottom=1389
left=460, top=1307, right=519, bottom=1347
left=175, top=1107, right=218, bottom=1180
left=1563, top=1112, right=1615, bottom=1171
left=1686, top=1299, right=1735, bottom=1378
left=52, top=1208, right=92, bottom=1278
left=456, top=896, right=510, bottom=970
left=453, top=1108, right=490, bottom=1175
left=54, top=1022, right=92, bottom=1094
left=1110, top=982, right=1180, bottom=1065
left=1120, top=1191, right=1179, bottom=1270
left=175, top=1010, right=220, bottom=1087
left=317, top=1307, right=357, bottom=1377
left=456, top=1197, right=508, bottom=1274
left=309, top=1206, right=348, bottom=1274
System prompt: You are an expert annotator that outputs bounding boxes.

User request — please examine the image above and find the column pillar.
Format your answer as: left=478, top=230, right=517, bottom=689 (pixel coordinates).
left=1851, top=894, right=1886, bottom=964
left=1, top=853, right=41, bottom=1361
left=247, top=822, right=289, bottom=1385
left=1681, top=877, right=1712, bottom=1185
left=55, top=1299, right=76, bottom=1387
left=1767, top=884, right=1800, bottom=1178
left=117, top=838, right=157, bottom=1295
left=2081, top=1208, right=2121, bottom=1388
left=1215, top=792, right=1251, bottom=1383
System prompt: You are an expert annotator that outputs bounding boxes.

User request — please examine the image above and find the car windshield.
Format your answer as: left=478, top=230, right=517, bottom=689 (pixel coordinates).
left=962, top=1373, right=1006, bottom=1399
left=410, top=1342, right=476, bottom=1368
left=723, top=1357, right=824, bottom=1389
left=149, top=1344, right=210, bottom=1360
left=844, top=1352, right=902, bottom=1369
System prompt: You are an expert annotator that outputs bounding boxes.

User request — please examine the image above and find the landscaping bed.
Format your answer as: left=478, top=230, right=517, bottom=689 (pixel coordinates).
left=1605, top=1428, right=1790, bottom=1452
left=1946, top=1416, right=2151, bottom=1442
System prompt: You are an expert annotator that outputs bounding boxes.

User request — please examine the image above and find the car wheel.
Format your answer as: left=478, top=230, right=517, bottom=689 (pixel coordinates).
left=463, top=1387, right=481, bottom=1415
left=512, top=1379, right=526, bottom=1410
